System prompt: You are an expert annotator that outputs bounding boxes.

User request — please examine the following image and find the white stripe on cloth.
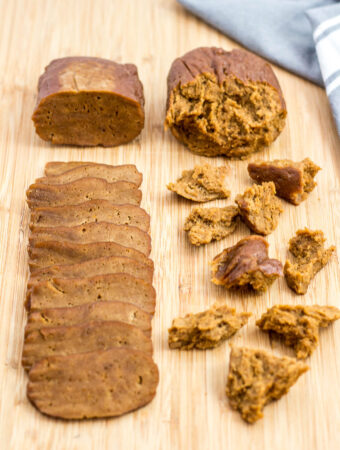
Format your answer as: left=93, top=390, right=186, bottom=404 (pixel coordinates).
left=326, top=76, right=340, bottom=96
left=314, top=14, right=340, bottom=41
left=315, top=28, right=340, bottom=80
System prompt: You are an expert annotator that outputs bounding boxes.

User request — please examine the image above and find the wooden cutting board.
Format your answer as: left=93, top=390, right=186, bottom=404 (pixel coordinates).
left=0, top=0, right=339, bottom=449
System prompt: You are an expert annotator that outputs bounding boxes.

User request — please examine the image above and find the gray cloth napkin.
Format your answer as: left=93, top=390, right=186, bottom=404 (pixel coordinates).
left=177, top=0, right=340, bottom=135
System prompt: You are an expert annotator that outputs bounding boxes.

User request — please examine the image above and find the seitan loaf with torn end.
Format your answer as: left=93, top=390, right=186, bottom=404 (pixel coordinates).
left=22, top=321, right=153, bottom=370
left=27, top=273, right=156, bottom=314
left=30, top=200, right=150, bottom=230
left=26, top=177, right=141, bottom=208
left=27, top=348, right=159, bottom=419
left=29, top=222, right=151, bottom=256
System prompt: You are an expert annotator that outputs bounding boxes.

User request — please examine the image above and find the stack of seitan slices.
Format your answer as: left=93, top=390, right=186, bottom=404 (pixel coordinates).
left=23, top=161, right=159, bottom=420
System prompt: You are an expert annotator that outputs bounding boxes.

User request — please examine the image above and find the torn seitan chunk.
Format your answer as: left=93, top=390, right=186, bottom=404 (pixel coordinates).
left=32, top=57, right=145, bottom=147
left=22, top=320, right=153, bottom=370
left=165, top=47, right=286, bottom=158
left=167, top=164, right=230, bottom=202
left=27, top=348, right=159, bottom=419
left=211, top=235, right=283, bottom=292
left=168, top=304, right=251, bottom=350
left=27, top=273, right=156, bottom=314
left=36, top=164, right=143, bottom=186
left=28, top=256, right=154, bottom=287
left=25, top=301, right=152, bottom=337
left=257, top=305, right=340, bottom=359
left=26, top=177, right=141, bottom=208
left=226, top=347, right=309, bottom=423
left=235, top=182, right=283, bottom=235
left=28, top=240, right=152, bottom=272
left=30, top=200, right=150, bottom=230
left=29, top=222, right=151, bottom=256
left=284, top=228, right=336, bottom=294
left=184, top=205, right=239, bottom=246
left=248, top=158, right=320, bottom=205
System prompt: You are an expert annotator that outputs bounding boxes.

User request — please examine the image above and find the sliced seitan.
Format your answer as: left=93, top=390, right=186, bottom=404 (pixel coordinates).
left=22, top=320, right=153, bottom=370
left=28, top=256, right=154, bottom=287
left=27, top=348, right=159, bottom=419
left=27, top=273, right=156, bottom=314
left=26, top=177, right=142, bottom=208
left=28, top=240, right=152, bottom=272
left=29, top=222, right=151, bottom=256
left=36, top=164, right=142, bottom=186
left=30, top=200, right=150, bottom=230
left=44, top=161, right=109, bottom=176
left=25, top=301, right=152, bottom=337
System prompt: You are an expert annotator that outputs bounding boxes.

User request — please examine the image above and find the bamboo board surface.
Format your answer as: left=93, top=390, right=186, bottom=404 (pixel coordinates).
left=0, top=0, right=339, bottom=449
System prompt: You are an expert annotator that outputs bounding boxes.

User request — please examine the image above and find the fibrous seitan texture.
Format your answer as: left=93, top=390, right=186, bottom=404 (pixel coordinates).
left=211, top=235, right=283, bottom=292
left=284, top=228, right=336, bottom=295
left=184, top=205, right=239, bottom=246
left=28, top=240, right=152, bottom=272
left=168, top=304, right=251, bottom=350
left=257, top=305, right=340, bottom=359
left=32, top=57, right=145, bottom=147
left=22, top=320, right=153, bottom=371
left=45, top=161, right=100, bottom=176
left=27, top=273, right=156, bottom=314
left=226, top=347, right=309, bottom=423
left=28, top=256, right=154, bottom=287
left=167, top=164, right=230, bottom=202
left=26, top=177, right=141, bottom=208
left=165, top=47, right=286, bottom=158
left=25, top=301, right=152, bottom=337
left=36, top=163, right=143, bottom=186
left=235, top=181, right=283, bottom=235
left=27, top=348, right=159, bottom=419
left=29, top=222, right=151, bottom=256
left=248, top=158, right=320, bottom=205
left=30, top=200, right=150, bottom=230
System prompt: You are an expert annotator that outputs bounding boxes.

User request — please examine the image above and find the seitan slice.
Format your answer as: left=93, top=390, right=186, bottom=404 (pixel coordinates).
left=30, top=200, right=150, bottom=230
left=26, top=177, right=141, bottom=208
left=36, top=164, right=143, bottom=186
left=25, top=301, right=152, bottom=337
left=22, top=321, right=153, bottom=370
left=28, top=256, right=154, bottom=287
left=27, top=348, right=159, bottom=419
left=226, top=346, right=309, bottom=423
left=27, top=273, right=156, bottom=314
left=28, top=240, right=152, bottom=272
left=29, top=222, right=151, bottom=256
left=257, top=304, right=340, bottom=358
left=44, top=161, right=109, bottom=176
left=168, top=304, right=251, bottom=349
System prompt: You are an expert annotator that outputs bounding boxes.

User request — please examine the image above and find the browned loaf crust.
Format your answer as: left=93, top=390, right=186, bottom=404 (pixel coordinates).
left=36, top=163, right=143, bottom=186
left=28, top=256, right=154, bottom=288
left=25, top=301, right=152, bottom=337
left=29, top=222, right=151, bottom=256
left=26, top=177, right=142, bottom=208
left=22, top=320, right=153, bottom=370
left=27, top=273, right=156, bottom=313
left=30, top=200, right=150, bottom=230
left=166, top=47, right=286, bottom=158
left=32, top=57, right=145, bottom=147
left=27, top=348, right=159, bottom=419
left=28, top=240, right=152, bottom=272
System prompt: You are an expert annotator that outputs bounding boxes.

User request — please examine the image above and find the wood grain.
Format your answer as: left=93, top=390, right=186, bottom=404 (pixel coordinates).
left=0, top=0, right=339, bottom=449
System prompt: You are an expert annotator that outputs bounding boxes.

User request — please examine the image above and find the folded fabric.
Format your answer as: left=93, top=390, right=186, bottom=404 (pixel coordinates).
left=177, top=0, right=340, bottom=135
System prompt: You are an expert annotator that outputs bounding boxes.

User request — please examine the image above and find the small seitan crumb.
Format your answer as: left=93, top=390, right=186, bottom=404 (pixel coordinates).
left=284, top=228, right=336, bottom=294
left=168, top=304, right=251, bottom=350
left=167, top=164, right=230, bottom=202
left=235, top=182, right=283, bottom=235
left=211, top=235, right=283, bottom=292
left=248, top=158, right=321, bottom=205
left=184, top=205, right=239, bottom=246
left=226, top=346, right=309, bottom=423
left=257, top=304, right=340, bottom=359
